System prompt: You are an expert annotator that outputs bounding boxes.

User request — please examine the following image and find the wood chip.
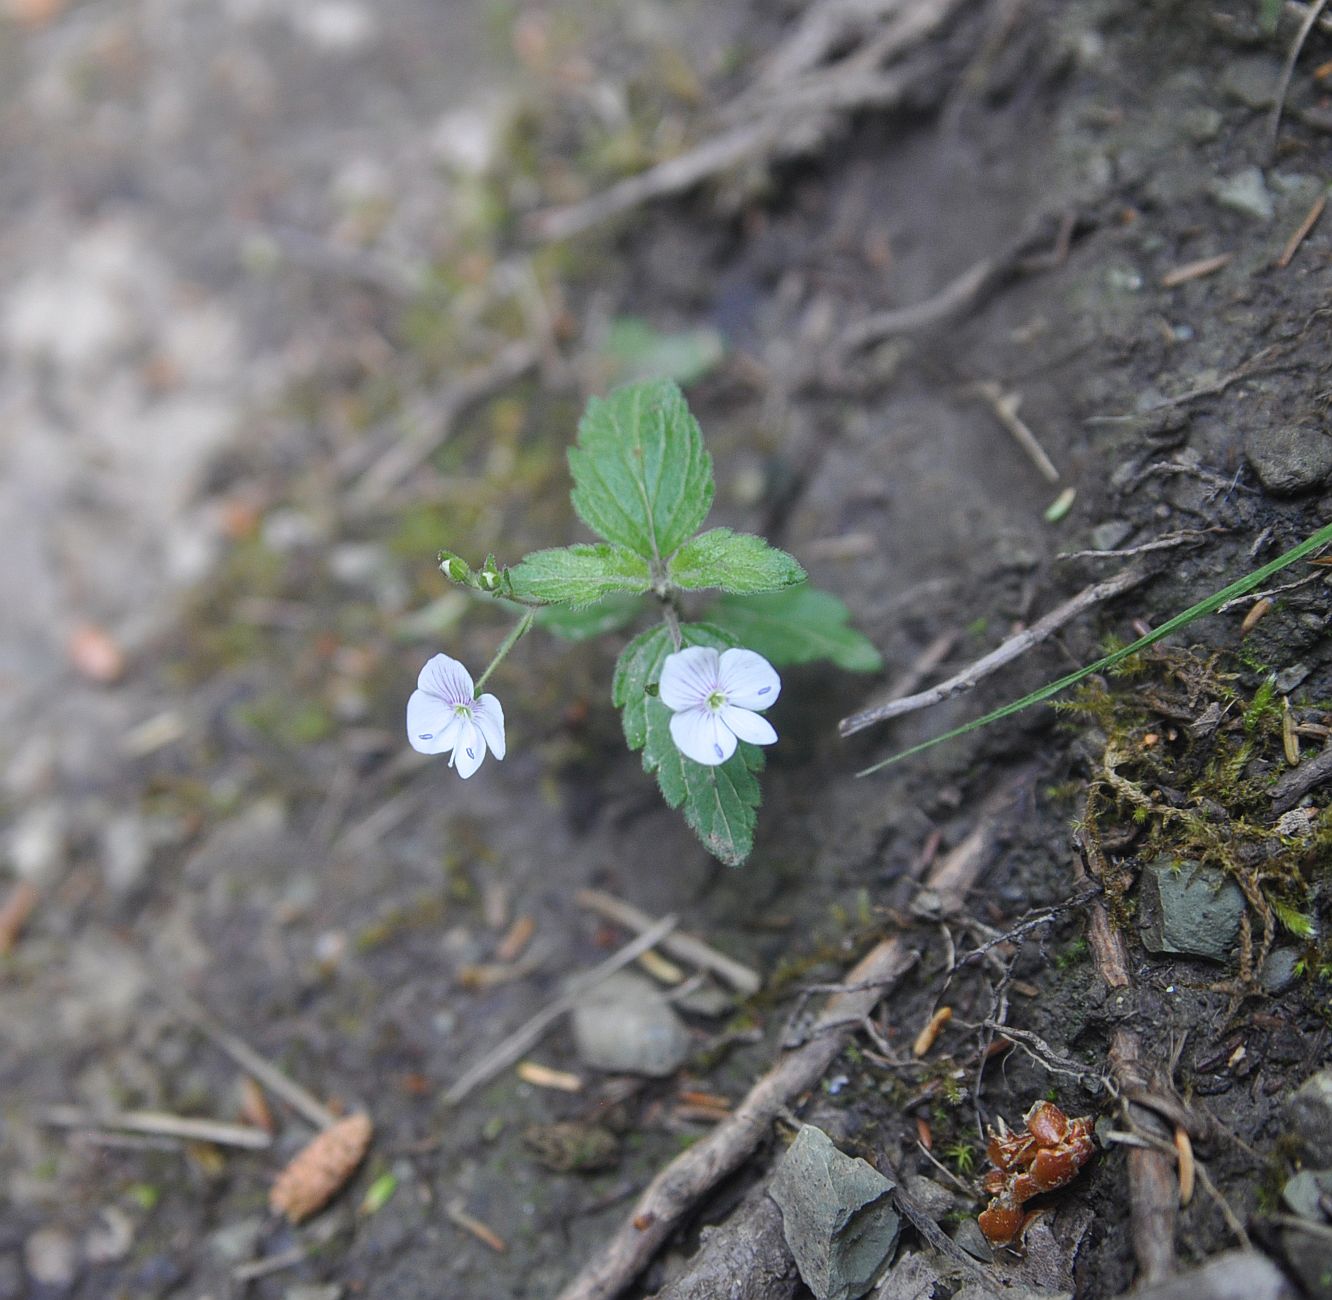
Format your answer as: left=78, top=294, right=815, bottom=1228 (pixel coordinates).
left=1159, top=252, right=1233, bottom=287
left=495, top=915, right=536, bottom=963
left=636, top=947, right=685, bottom=985
left=1175, top=1126, right=1195, bottom=1207
left=912, top=1006, right=953, bottom=1058
left=515, top=1061, right=583, bottom=1092
left=1240, top=598, right=1273, bottom=635
left=269, top=1113, right=373, bottom=1223
left=239, top=1077, right=276, bottom=1135
left=0, top=880, right=40, bottom=954
left=447, top=1200, right=508, bottom=1253
left=67, top=624, right=126, bottom=684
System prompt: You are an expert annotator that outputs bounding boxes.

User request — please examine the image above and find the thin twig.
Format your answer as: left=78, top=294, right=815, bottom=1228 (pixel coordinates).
left=1276, top=192, right=1326, bottom=268
left=981, top=1022, right=1104, bottom=1087
left=556, top=938, right=918, bottom=1300
left=1217, top=568, right=1324, bottom=613
left=971, top=381, right=1060, bottom=483
left=41, top=1106, right=272, bottom=1150
left=443, top=915, right=679, bottom=1107
left=573, top=889, right=760, bottom=994
left=1058, top=528, right=1225, bottom=562
left=1267, top=0, right=1331, bottom=160
left=838, top=252, right=1002, bottom=351
left=232, top=1246, right=310, bottom=1283
left=839, top=566, right=1147, bottom=735
left=155, top=987, right=339, bottom=1131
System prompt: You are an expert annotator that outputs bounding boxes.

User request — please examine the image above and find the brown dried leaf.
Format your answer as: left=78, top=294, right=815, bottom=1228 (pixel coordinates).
left=269, top=1113, right=372, bottom=1223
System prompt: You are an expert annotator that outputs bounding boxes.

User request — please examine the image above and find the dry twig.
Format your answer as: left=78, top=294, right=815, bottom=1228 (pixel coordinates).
left=1267, top=0, right=1331, bottom=159
left=574, top=888, right=760, bottom=994
left=1276, top=192, right=1326, bottom=268
left=971, top=381, right=1060, bottom=483
left=443, top=915, right=678, bottom=1107
left=41, top=1106, right=272, bottom=1150
left=839, top=565, right=1147, bottom=735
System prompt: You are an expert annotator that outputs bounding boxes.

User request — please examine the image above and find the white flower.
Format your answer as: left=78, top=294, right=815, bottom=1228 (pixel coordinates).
left=407, top=653, right=505, bottom=778
left=658, top=646, right=781, bottom=766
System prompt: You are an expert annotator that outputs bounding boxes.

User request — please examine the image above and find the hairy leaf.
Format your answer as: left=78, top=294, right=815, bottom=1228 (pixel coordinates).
left=613, top=621, right=763, bottom=865
left=669, top=528, right=805, bottom=594
left=508, top=544, right=651, bottom=608
left=569, top=380, right=714, bottom=562
left=712, top=585, right=882, bottom=672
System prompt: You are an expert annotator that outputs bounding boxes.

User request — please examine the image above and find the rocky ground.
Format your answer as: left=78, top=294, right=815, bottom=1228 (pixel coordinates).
left=1, top=1, right=1330, bottom=1297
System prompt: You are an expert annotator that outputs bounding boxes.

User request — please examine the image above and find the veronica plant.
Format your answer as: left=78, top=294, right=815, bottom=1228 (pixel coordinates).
left=418, top=378, right=880, bottom=865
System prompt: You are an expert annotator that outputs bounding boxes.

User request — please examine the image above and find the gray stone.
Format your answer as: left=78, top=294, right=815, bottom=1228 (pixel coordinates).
left=1117, top=1252, right=1295, bottom=1300
left=1286, top=1070, right=1332, bottom=1164
left=1245, top=427, right=1332, bottom=496
left=1261, top=948, right=1302, bottom=995
left=952, top=1217, right=995, bottom=1263
left=206, top=1217, right=263, bottom=1264
left=24, top=1227, right=78, bottom=1290
left=1212, top=167, right=1275, bottom=222
left=1138, top=859, right=1245, bottom=962
left=570, top=972, right=690, bottom=1077
left=1221, top=54, right=1282, bottom=109
left=83, top=1207, right=134, bottom=1264
left=1282, top=1168, right=1332, bottom=1221
left=1182, top=107, right=1223, bottom=142
left=1088, top=521, right=1133, bottom=552
left=769, top=1125, right=900, bottom=1300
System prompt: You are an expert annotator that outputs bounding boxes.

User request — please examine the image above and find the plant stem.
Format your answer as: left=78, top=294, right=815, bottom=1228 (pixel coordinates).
left=659, top=596, right=683, bottom=651
left=475, top=612, right=535, bottom=695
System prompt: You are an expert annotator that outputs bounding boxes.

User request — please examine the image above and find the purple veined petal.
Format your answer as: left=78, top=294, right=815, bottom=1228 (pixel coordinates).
left=451, top=717, right=486, bottom=778
left=720, top=703, right=778, bottom=747
left=407, top=690, right=463, bottom=755
left=670, top=706, right=737, bottom=766
left=418, top=653, right=474, bottom=705
left=473, top=693, right=506, bottom=761
left=659, top=645, right=721, bottom=711
left=717, top=648, right=781, bottom=711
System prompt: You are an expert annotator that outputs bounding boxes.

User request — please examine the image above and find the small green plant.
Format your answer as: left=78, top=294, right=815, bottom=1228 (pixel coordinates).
left=944, top=1139, right=976, bottom=1175
left=408, top=378, right=880, bottom=865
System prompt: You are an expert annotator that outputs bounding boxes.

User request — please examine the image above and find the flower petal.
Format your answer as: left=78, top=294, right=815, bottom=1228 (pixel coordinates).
left=659, top=646, right=720, bottom=711
left=418, top=653, right=474, bottom=704
left=717, top=648, right=781, bottom=711
left=407, top=690, right=462, bottom=755
left=720, top=703, right=777, bottom=747
left=670, top=706, right=737, bottom=766
left=473, top=694, right=506, bottom=762
left=451, top=718, right=486, bottom=778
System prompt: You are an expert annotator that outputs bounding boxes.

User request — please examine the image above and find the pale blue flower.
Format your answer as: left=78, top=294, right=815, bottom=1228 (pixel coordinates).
left=658, top=646, right=780, bottom=766
left=407, top=653, right=505, bottom=778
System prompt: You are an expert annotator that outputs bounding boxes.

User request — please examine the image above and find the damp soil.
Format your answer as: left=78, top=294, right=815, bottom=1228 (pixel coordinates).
left=1, top=1, right=1330, bottom=1297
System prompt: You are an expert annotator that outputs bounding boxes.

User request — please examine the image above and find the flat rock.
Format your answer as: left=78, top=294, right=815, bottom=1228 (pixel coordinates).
left=1281, top=1168, right=1332, bottom=1221
left=1245, top=427, right=1332, bottom=495
left=570, top=971, right=690, bottom=1077
left=1127, top=1251, right=1296, bottom=1300
left=769, top=1125, right=900, bottom=1300
left=1211, top=167, right=1275, bottom=221
left=1138, top=858, right=1245, bottom=962
left=1286, top=1070, right=1332, bottom=1164
left=1221, top=54, right=1282, bottom=109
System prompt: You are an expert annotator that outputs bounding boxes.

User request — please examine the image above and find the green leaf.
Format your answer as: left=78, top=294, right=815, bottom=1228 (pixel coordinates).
left=602, top=317, right=725, bottom=387
left=535, top=593, right=644, bottom=642
left=711, top=585, right=883, bottom=672
left=612, top=621, right=763, bottom=866
left=860, top=518, right=1332, bottom=775
left=568, top=380, right=714, bottom=563
left=507, top=544, right=651, bottom=608
left=669, top=528, right=805, bottom=594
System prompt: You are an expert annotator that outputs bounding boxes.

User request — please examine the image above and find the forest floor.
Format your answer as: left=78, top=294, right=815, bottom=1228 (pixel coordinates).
left=1, top=1, right=1330, bottom=1297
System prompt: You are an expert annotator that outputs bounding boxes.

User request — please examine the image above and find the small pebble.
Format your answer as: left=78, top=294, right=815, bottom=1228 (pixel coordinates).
left=24, top=1227, right=78, bottom=1290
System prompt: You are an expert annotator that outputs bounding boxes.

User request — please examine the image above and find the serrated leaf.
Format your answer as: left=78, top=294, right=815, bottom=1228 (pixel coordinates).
left=603, top=318, right=725, bottom=387
left=613, top=621, right=762, bottom=865
left=568, top=380, right=714, bottom=563
left=535, top=593, right=643, bottom=642
left=508, top=544, right=651, bottom=608
left=668, top=528, right=805, bottom=594
left=712, top=585, right=882, bottom=672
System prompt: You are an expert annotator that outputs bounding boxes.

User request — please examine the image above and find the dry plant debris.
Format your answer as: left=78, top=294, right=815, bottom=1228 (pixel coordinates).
left=269, top=1112, right=373, bottom=1224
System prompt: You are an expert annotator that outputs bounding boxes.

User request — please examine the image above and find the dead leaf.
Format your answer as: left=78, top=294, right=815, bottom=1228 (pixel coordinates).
left=269, top=1113, right=372, bottom=1223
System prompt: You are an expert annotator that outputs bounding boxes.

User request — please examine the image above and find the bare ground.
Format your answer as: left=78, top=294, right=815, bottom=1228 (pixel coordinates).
left=1, top=1, right=1330, bottom=1297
